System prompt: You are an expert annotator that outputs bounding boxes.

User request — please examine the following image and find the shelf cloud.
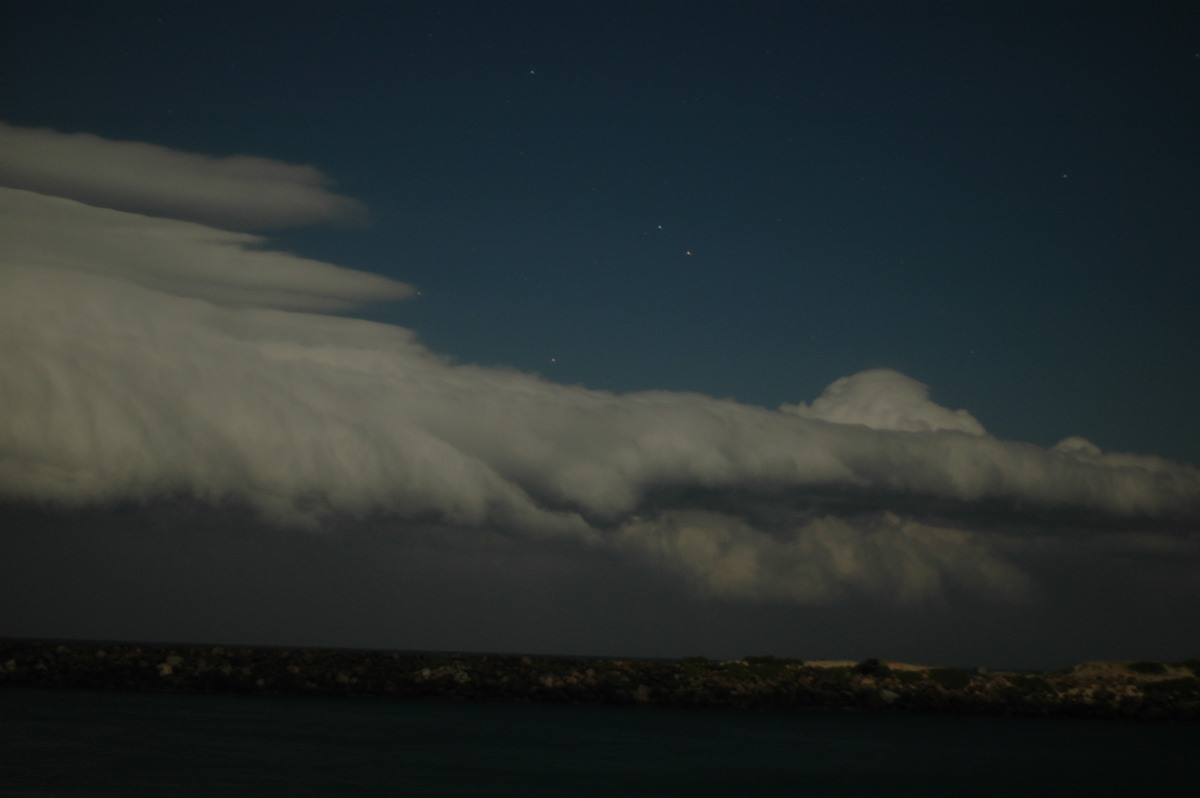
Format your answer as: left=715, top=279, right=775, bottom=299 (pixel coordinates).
left=3, top=127, right=1198, bottom=609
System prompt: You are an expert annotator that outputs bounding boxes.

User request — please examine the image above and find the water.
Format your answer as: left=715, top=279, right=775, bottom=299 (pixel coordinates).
left=2, top=687, right=1197, bottom=796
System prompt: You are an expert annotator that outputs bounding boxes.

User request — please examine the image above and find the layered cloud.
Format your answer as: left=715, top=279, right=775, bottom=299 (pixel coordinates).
left=3, top=129, right=1198, bottom=609
left=0, top=122, right=366, bottom=228
left=1, top=188, right=410, bottom=311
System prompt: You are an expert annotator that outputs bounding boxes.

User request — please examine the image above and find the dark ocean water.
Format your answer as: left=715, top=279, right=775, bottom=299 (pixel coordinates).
left=1, top=686, right=1197, bottom=796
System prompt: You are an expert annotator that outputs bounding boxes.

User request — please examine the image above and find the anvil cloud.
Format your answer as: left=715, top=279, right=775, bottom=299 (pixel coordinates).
left=2, top=126, right=1198, bottom=612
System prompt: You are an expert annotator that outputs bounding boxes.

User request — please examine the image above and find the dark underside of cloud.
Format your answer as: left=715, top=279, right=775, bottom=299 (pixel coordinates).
left=2, top=124, right=1198, bottom=666
left=3, top=497, right=1198, bottom=670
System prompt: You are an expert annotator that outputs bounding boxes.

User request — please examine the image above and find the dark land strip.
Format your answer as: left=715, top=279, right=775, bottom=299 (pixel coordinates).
left=3, top=640, right=1198, bottom=721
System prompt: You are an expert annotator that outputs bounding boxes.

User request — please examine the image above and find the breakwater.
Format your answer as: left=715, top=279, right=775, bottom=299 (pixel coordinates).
left=2, top=641, right=1197, bottom=720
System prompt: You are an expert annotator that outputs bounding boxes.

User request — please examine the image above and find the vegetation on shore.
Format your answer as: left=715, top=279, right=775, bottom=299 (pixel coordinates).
left=2, top=641, right=1198, bottom=721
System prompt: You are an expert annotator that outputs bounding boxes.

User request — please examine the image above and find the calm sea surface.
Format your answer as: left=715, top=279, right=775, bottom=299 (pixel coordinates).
left=1, top=686, right=1196, bottom=796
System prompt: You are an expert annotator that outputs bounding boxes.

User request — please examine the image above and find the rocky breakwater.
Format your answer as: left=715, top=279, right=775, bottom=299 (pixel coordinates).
left=2, top=641, right=1198, bottom=720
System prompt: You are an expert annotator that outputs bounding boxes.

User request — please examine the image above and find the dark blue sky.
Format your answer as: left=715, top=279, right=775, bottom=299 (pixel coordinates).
left=4, top=0, right=1197, bottom=461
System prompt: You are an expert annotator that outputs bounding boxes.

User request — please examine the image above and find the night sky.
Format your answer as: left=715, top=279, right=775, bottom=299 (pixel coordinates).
left=2, top=1, right=1198, bottom=669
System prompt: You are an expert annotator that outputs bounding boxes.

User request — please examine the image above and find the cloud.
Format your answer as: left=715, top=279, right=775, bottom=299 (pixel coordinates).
left=0, top=122, right=366, bottom=228
left=780, top=368, right=987, bottom=435
left=617, top=510, right=1032, bottom=605
left=0, top=188, right=410, bottom=311
left=2, top=133, right=1199, bottom=610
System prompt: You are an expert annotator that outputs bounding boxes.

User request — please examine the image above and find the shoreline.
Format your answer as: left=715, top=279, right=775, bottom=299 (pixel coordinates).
left=3, top=640, right=1197, bottom=721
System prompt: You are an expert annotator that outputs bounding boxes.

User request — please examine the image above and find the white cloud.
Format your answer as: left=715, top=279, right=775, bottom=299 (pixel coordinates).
left=780, top=368, right=987, bottom=436
left=2, top=132, right=1198, bottom=608
left=1053, top=436, right=1102, bottom=457
left=0, top=122, right=366, bottom=228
